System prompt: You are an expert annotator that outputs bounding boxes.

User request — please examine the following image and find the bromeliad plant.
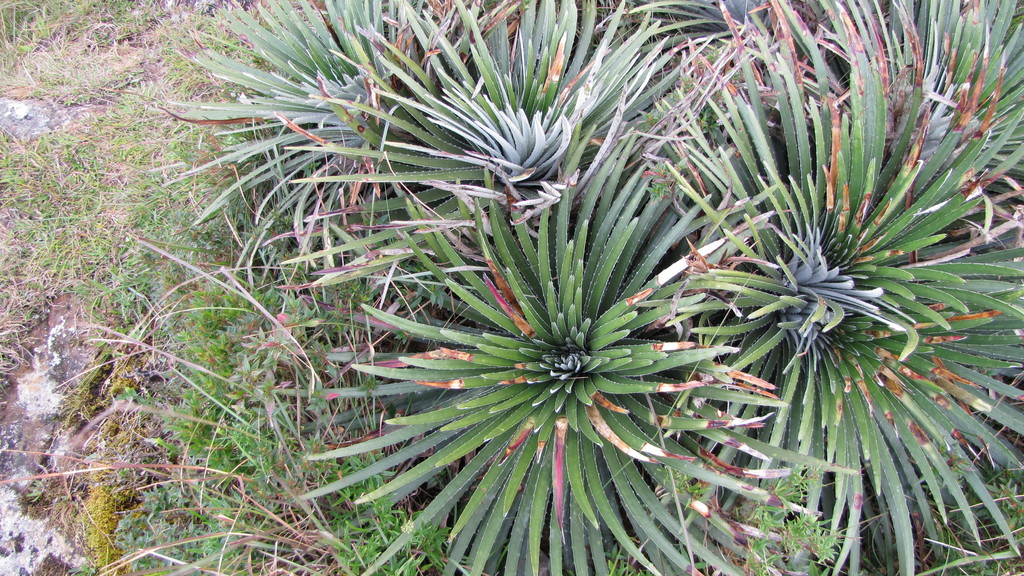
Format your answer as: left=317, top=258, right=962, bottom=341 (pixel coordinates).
left=667, top=1, right=1024, bottom=573
left=178, top=0, right=1024, bottom=574
left=180, top=0, right=397, bottom=231
left=312, top=0, right=677, bottom=213
left=286, top=0, right=697, bottom=288
left=305, top=142, right=823, bottom=576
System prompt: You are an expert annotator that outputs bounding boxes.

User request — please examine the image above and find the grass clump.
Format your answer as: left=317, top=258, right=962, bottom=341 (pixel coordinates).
left=0, top=4, right=240, bottom=573
left=110, top=279, right=452, bottom=574
left=0, top=0, right=166, bottom=103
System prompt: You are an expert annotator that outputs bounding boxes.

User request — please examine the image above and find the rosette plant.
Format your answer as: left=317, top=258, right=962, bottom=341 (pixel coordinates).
left=666, top=1, right=1024, bottom=573
left=288, top=0, right=699, bottom=287
left=313, top=0, right=676, bottom=211
left=181, top=0, right=396, bottom=228
left=305, top=141, right=821, bottom=575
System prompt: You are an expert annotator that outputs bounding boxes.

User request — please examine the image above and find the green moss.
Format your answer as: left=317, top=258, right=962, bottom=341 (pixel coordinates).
left=59, top=350, right=151, bottom=571
left=60, top=351, right=146, bottom=429
left=105, top=365, right=135, bottom=398
left=83, top=482, right=139, bottom=572
left=84, top=485, right=123, bottom=567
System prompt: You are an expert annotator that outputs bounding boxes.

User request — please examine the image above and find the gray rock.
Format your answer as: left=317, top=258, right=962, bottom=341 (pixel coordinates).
left=0, top=98, right=96, bottom=140
left=0, top=298, right=93, bottom=574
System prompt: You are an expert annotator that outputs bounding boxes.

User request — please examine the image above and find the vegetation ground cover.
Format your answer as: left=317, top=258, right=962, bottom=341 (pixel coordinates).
left=0, top=1, right=1022, bottom=575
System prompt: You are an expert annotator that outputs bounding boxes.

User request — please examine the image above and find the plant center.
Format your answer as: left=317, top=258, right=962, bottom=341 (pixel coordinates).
left=540, top=340, right=591, bottom=381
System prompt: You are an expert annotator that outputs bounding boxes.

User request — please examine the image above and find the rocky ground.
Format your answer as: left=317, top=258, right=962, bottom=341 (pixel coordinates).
left=0, top=1, right=240, bottom=573
left=0, top=89, right=106, bottom=574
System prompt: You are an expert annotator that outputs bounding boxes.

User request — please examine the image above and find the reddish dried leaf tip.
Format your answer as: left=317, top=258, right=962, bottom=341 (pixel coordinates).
left=727, top=370, right=776, bottom=390
left=625, top=288, right=654, bottom=306
left=641, top=444, right=696, bottom=461
left=485, top=260, right=522, bottom=312
left=483, top=275, right=536, bottom=337
left=585, top=404, right=654, bottom=463
left=656, top=381, right=705, bottom=393
left=411, top=348, right=475, bottom=362
left=908, top=420, right=930, bottom=446
left=414, top=379, right=466, bottom=389
left=688, top=499, right=712, bottom=518
left=924, top=335, right=967, bottom=344
left=946, top=310, right=1002, bottom=322
left=275, top=112, right=328, bottom=144
left=591, top=391, right=629, bottom=414
left=503, top=419, right=535, bottom=461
